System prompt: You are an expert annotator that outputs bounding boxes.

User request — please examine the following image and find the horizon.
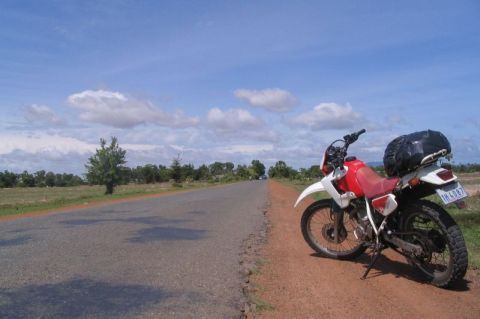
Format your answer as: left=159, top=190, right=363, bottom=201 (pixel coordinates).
left=1, top=1, right=479, bottom=175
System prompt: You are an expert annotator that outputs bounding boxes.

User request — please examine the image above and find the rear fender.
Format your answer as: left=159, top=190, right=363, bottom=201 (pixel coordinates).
left=400, top=164, right=457, bottom=188
left=294, top=181, right=326, bottom=208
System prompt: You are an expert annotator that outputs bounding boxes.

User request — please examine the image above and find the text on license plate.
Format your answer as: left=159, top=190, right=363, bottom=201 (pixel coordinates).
left=436, top=182, right=468, bottom=205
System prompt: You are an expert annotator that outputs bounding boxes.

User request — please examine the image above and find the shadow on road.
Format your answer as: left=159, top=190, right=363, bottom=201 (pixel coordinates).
left=60, top=216, right=188, bottom=227
left=311, top=252, right=472, bottom=291
left=128, top=226, right=208, bottom=243
left=0, top=235, right=32, bottom=247
left=0, top=278, right=171, bottom=319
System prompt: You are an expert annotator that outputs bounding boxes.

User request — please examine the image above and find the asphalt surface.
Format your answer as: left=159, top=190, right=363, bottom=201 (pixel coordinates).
left=0, top=181, right=267, bottom=319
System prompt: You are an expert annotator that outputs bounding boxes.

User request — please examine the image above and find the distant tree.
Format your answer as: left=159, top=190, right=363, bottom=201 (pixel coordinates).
left=170, top=156, right=184, bottom=184
left=250, top=160, right=265, bottom=179
left=34, top=170, right=46, bottom=187
left=225, top=162, right=234, bottom=173
left=131, top=166, right=145, bottom=183
left=157, top=165, right=171, bottom=182
left=142, top=164, right=158, bottom=184
left=235, top=164, right=251, bottom=179
left=181, top=164, right=195, bottom=181
left=0, top=170, right=17, bottom=188
left=19, top=171, right=35, bottom=187
left=268, top=161, right=290, bottom=178
left=209, top=162, right=225, bottom=177
left=195, top=164, right=211, bottom=181
left=119, top=166, right=132, bottom=184
left=45, top=171, right=56, bottom=187
left=307, top=165, right=322, bottom=179
left=85, top=137, right=127, bottom=195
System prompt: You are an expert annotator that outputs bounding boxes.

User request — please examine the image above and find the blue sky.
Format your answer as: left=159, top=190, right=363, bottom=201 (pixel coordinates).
left=1, top=0, right=479, bottom=174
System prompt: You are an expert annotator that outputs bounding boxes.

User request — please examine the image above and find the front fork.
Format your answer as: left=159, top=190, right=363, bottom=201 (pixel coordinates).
left=331, top=201, right=344, bottom=244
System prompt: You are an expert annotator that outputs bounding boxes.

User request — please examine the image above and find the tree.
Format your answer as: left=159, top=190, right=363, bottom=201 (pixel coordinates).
left=157, top=165, right=171, bottom=182
left=170, top=155, right=184, bottom=184
left=19, top=171, right=35, bottom=187
left=225, top=162, right=234, bottom=173
left=142, top=164, right=158, bottom=184
left=85, top=137, right=127, bottom=195
left=45, top=171, right=56, bottom=187
left=34, top=170, right=46, bottom=187
left=195, top=164, right=211, bottom=181
left=268, top=160, right=290, bottom=178
left=235, top=164, right=251, bottom=179
left=250, top=160, right=265, bottom=179
left=0, top=170, right=17, bottom=187
left=181, top=163, right=195, bottom=181
left=209, top=162, right=225, bottom=177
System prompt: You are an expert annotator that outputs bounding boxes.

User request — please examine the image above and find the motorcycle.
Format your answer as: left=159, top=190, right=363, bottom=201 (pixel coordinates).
left=294, top=129, right=468, bottom=288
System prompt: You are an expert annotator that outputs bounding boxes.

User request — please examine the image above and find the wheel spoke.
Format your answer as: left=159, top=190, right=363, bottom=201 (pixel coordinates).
left=307, top=207, right=362, bottom=254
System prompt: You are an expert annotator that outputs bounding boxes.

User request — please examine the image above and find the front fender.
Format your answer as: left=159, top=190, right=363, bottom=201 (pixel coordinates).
left=294, top=181, right=326, bottom=208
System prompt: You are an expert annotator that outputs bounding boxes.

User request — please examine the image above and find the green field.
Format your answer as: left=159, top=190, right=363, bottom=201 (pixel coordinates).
left=283, top=175, right=480, bottom=269
left=0, top=182, right=216, bottom=217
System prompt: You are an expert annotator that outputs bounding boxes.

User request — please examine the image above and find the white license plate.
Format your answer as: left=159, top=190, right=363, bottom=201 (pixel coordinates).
left=436, top=182, right=468, bottom=205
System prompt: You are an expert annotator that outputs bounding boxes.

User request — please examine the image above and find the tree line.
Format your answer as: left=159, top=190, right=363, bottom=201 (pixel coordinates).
left=0, top=160, right=266, bottom=189
left=2, top=136, right=478, bottom=192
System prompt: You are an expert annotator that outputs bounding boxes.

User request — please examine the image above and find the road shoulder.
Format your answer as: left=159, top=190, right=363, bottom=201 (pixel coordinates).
left=251, top=180, right=480, bottom=319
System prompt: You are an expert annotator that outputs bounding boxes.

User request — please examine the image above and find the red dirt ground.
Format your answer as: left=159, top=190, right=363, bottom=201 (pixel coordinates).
left=254, top=180, right=480, bottom=319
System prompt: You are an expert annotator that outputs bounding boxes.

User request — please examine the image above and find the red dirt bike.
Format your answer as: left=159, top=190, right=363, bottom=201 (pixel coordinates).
left=294, top=129, right=468, bottom=288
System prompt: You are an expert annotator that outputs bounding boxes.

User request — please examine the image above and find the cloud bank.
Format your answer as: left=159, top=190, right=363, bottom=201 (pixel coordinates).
left=67, top=90, right=199, bottom=128
left=290, top=102, right=363, bottom=130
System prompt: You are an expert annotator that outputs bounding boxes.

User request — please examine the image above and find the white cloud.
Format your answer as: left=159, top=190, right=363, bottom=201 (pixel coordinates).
left=24, top=104, right=64, bottom=125
left=206, top=107, right=261, bottom=131
left=234, top=88, right=297, bottom=112
left=290, top=102, right=363, bottom=130
left=67, top=89, right=199, bottom=129
left=0, top=134, right=95, bottom=156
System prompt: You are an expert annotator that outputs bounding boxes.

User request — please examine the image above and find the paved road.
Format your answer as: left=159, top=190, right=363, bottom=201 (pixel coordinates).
left=0, top=181, right=267, bottom=319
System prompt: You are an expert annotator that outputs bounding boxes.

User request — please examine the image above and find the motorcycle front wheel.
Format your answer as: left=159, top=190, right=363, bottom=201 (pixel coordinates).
left=401, top=200, right=468, bottom=288
left=301, top=199, right=366, bottom=260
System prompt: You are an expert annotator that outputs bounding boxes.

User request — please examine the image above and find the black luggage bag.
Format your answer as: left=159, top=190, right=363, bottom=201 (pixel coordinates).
left=383, top=130, right=451, bottom=177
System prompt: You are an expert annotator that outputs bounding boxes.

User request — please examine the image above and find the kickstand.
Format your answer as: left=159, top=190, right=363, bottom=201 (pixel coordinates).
left=361, top=243, right=383, bottom=280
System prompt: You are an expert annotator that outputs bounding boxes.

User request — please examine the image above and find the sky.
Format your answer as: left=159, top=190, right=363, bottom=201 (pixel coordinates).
left=1, top=0, right=479, bottom=174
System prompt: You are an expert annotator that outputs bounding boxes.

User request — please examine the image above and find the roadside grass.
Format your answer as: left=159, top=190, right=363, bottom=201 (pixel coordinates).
left=279, top=175, right=480, bottom=269
left=0, top=181, right=219, bottom=218
left=249, top=258, right=276, bottom=313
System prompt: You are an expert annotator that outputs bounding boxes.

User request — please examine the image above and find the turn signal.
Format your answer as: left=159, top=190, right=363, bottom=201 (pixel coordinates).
left=408, top=177, right=420, bottom=187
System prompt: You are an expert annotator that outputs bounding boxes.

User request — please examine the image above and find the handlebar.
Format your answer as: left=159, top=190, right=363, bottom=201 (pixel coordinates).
left=343, top=129, right=366, bottom=145
left=326, top=129, right=366, bottom=169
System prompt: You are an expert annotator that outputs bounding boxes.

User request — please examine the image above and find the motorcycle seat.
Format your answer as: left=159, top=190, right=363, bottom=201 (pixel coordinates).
left=356, top=166, right=399, bottom=198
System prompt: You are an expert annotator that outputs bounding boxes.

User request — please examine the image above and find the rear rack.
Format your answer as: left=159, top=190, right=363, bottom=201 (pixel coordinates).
left=420, top=149, right=448, bottom=166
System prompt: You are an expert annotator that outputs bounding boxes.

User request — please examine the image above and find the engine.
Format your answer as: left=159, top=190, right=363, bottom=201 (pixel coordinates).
left=351, top=206, right=373, bottom=241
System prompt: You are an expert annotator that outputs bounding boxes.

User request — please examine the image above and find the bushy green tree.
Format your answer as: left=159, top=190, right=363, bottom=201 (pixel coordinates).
left=195, top=164, right=210, bottom=181
left=142, top=164, right=158, bottom=184
left=19, top=171, right=35, bottom=187
left=85, top=137, right=127, bottom=195
left=0, top=171, right=17, bottom=187
left=157, top=165, right=171, bottom=182
left=45, top=172, right=56, bottom=187
left=268, top=161, right=290, bottom=178
left=250, top=160, right=265, bottom=179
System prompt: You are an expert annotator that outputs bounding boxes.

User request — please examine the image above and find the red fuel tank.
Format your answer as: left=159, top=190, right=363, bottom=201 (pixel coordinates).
left=337, top=159, right=366, bottom=197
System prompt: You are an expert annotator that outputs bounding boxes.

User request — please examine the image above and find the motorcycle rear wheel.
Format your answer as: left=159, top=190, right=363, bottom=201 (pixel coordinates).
left=401, top=200, right=468, bottom=288
left=301, top=199, right=366, bottom=260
